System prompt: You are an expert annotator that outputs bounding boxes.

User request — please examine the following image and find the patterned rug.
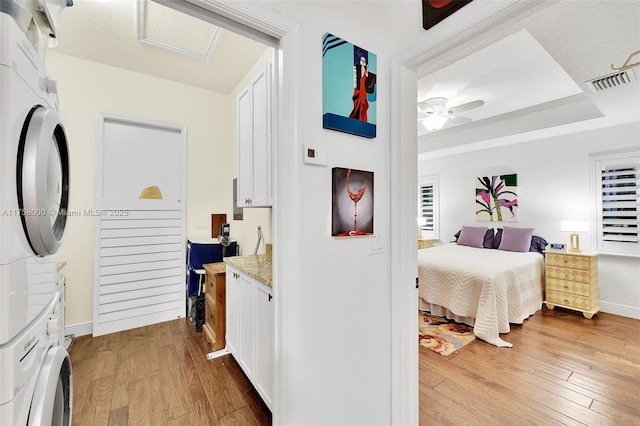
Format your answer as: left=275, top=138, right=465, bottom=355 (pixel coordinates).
left=418, top=311, right=476, bottom=356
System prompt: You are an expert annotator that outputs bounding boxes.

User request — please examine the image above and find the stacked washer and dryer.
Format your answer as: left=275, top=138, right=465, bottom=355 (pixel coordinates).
left=0, top=0, right=73, bottom=424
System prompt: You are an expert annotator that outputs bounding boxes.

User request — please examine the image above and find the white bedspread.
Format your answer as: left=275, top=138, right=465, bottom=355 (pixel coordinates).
left=418, top=244, right=545, bottom=347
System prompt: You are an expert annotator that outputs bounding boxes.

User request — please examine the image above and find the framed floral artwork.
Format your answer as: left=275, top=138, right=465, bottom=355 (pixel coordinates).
left=322, top=33, right=377, bottom=139
left=476, top=174, right=518, bottom=222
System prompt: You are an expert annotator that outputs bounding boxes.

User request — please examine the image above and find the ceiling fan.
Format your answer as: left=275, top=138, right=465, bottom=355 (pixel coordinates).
left=418, top=97, right=485, bottom=131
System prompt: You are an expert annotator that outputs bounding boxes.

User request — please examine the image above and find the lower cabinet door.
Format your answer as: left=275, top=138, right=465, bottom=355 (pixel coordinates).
left=225, top=267, right=240, bottom=356
left=239, top=273, right=256, bottom=378
left=255, top=282, right=273, bottom=408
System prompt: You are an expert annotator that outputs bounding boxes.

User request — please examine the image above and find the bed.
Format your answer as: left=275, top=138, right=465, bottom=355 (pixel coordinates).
left=418, top=229, right=546, bottom=347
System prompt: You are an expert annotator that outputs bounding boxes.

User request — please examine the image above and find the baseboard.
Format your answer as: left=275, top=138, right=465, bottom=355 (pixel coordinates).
left=65, top=321, right=93, bottom=338
left=600, top=301, right=640, bottom=320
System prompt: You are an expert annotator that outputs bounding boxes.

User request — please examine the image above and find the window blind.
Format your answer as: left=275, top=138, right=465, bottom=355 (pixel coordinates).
left=420, top=184, right=434, bottom=233
left=601, top=165, right=638, bottom=243
left=592, top=151, right=640, bottom=257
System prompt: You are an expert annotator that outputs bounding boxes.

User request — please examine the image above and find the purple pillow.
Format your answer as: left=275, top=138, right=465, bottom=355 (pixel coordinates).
left=498, top=226, right=535, bottom=252
left=455, top=228, right=494, bottom=248
left=456, top=226, right=489, bottom=248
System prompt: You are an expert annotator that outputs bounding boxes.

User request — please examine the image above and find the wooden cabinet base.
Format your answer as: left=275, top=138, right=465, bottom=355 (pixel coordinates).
left=203, top=263, right=227, bottom=352
left=203, top=324, right=225, bottom=351
left=544, top=301, right=600, bottom=319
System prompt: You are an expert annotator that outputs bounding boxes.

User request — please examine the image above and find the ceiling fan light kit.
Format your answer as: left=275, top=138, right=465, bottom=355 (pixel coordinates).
left=422, top=114, right=451, bottom=131
left=418, top=97, right=484, bottom=132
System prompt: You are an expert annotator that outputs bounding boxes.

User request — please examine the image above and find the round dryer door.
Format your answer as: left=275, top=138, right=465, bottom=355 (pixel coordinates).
left=28, top=345, right=72, bottom=426
left=18, top=105, right=70, bottom=256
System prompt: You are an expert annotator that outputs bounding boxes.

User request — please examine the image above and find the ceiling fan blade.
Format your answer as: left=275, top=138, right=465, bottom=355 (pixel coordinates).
left=447, top=116, right=472, bottom=125
left=448, top=100, right=484, bottom=114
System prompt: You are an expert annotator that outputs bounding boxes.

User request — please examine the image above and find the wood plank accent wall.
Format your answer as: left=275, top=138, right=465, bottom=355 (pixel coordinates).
left=93, top=209, right=185, bottom=336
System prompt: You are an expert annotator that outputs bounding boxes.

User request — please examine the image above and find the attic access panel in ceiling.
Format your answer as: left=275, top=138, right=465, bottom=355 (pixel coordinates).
left=136, top=0, right=222, bottom=61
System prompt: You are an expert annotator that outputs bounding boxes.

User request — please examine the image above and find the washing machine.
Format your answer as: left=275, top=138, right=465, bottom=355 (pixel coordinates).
left=0, top=6, right=70, bottom=346
left=0, top=291, right=72, bottom=425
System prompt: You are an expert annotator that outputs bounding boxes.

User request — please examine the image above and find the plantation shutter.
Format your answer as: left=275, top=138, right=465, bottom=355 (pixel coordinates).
left=418, top=175, right=439, bottom=240
left=420, top=184, right=435, bottom=233
left=592, top=152, right=640, bottom=257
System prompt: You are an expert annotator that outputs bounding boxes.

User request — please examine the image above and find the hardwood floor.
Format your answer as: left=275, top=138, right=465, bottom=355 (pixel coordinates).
left=70, top=308, right=639, bottom=425
left=419, top=307, right=640, bottom=425
left=69, top=318, right=271, bottom=426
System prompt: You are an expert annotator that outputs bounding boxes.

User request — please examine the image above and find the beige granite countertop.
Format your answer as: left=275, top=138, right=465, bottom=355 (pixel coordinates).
left=224, top=254, right=272, bottom=287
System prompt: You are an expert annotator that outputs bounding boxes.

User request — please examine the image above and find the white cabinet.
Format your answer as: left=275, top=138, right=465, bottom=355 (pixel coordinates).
left=226, top=267, right=240, bottom=356
left=225, top=265, right=273, bottom=409
left=237, top=62, right=272, bottom=208
left=238, top=272, right=256, bottom=377
left=255, top=282, right=274, bottom=407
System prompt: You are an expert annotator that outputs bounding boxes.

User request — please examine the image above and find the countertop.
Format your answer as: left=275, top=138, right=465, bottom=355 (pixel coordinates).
left=224, top=254, right=272, bottom=287
left=202, top=262, right=226, bottom=275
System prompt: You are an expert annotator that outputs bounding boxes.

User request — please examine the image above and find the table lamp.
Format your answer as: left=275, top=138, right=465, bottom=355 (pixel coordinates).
left=560, top=220, right=588, bottom=253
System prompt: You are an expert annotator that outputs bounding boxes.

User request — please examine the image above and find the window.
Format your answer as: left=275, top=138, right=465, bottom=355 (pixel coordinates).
left=418, top=175, right=439, bottom=240
left=591, top=150, right=640, bottom=257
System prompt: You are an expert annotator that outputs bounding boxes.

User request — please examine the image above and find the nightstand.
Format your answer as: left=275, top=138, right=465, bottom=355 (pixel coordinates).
left=544, top=251, right=600, bottom=319
left=418, top=238, right=434, bottom=249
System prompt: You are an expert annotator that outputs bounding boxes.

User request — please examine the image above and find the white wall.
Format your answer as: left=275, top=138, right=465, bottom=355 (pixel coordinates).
left=46, top=51, right=267, bottom=327
left=255, top=2, right=423, bottom=424
left=419, top=122, right=640, bottom=319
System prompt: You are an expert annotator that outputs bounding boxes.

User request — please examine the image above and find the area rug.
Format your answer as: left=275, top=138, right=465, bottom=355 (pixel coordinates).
left=418, top=311, right=476, bottom=356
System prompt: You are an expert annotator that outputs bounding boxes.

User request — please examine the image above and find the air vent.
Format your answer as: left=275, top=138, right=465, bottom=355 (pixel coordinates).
left=586, top=69, right=638, bottom=93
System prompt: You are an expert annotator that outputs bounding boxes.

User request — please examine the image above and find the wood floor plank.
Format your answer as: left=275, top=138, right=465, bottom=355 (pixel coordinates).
left=184, top=335, right=247, bottom=419
left=191, top=397, right=220, bottom=426
left=107, top=406, right=128, bottom=426
left=127, top=375, right=165, bottom=426
left=218, top=407, right=260, bottom=426
left=109, top=338, right=132, bottom=410
left=173, top=335, right=209, bottom=402
left=73, top=375, right=115, bottom=426
left=157, top=343, right=194, bottom=420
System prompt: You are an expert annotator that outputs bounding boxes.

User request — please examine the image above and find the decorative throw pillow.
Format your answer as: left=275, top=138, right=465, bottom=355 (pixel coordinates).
left=530, top=235, right=548, bottom=254
left=498, top=226, right=535, bottom=252
left=492, top=228, right=502, bottom=249
left=455, top=228, right=494, bottom=248
left=456, top=226, right=489, bottom=248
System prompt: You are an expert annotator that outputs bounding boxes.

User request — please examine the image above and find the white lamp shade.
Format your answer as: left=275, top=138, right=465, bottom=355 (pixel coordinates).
left=422, top=115, right=450, bottom=131
left=560, top=220, right=589, bottom=233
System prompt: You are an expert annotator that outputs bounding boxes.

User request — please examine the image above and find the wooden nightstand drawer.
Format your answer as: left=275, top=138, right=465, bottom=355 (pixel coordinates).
left=545, top=253, right=592, bottom=271
left=205, top=294, right=215, bottom=331
left=546, top=266, right=593, bottom=284
left=546, top=278, right=591, bottom=296
left=546, top=290, right=591, bottom=310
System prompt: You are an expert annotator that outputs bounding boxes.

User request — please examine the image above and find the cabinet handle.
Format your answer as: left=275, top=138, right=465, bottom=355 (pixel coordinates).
left=268, top=294, right=272, bottom=301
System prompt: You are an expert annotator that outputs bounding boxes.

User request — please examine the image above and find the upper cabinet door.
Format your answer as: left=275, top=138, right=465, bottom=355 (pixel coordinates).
left=237, top=62, right=272, bottom=208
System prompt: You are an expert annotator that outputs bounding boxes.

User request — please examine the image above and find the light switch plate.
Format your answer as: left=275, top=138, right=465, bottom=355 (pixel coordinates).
left=303, top=143, right=327, bottom=166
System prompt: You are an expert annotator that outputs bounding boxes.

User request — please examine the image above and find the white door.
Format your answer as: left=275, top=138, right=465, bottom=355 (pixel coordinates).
left=18, top=106, right=70, bottom=256
left=93, top=113, right=186, bottom=336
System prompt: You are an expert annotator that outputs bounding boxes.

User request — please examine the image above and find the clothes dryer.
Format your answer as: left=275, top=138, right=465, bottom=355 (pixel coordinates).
left=0, top=10, right=70, bottom=345
left=0, top=291, right=72, bottom=425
